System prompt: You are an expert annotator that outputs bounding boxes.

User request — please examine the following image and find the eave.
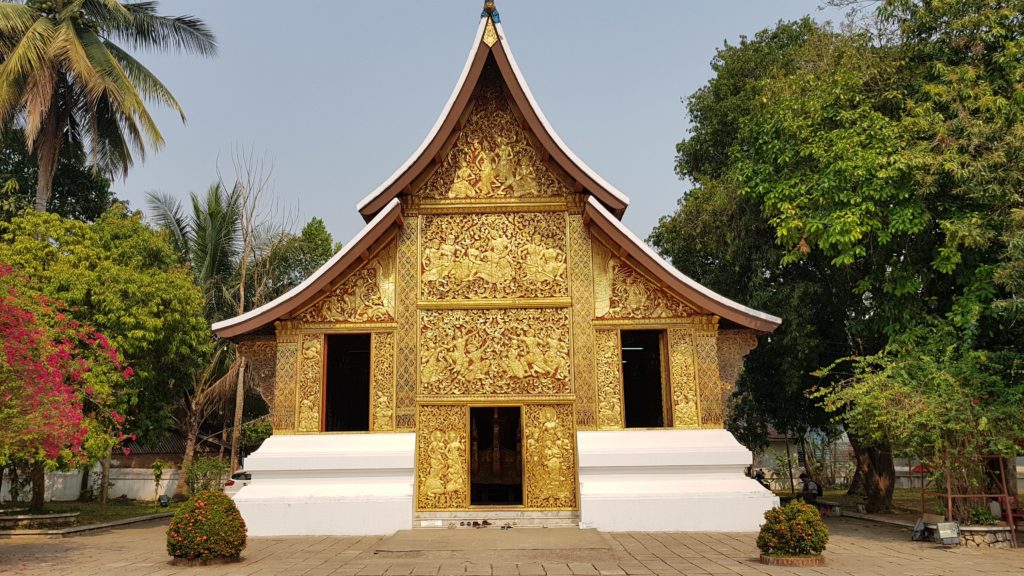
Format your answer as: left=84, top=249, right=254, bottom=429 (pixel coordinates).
left=211, top=199, right=403, bottom=340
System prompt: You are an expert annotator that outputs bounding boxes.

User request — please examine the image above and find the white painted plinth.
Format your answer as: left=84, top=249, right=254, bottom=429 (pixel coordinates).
left=234, top=433, right=415, bottom=536
left=577, top=429, right=777, bottom=532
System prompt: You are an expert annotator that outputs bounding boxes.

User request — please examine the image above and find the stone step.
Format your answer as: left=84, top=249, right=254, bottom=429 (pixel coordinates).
left=413, top=510, right=580, bottom=529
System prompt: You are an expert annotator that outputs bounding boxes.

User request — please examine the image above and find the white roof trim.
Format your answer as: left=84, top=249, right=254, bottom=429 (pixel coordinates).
left=587, top=196, right=782, bottom=328
left=212, top=198, right=402, bottom=335
left=494, top=22, right=630, bottom=208
left=356, top=19, right=488, bottom=214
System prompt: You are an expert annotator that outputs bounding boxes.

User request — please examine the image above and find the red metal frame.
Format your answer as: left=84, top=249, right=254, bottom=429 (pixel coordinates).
left=917, top=456, right=1018, bottom=548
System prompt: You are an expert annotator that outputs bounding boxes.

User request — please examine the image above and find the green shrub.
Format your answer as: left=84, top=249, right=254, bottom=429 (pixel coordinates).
left=968, top=507, right=998, bottom=526
left=166, top=491, right=246, bottom=560
left=186, top=457, right=227, bottom=495
left=756, top=500, right=829, bottom=557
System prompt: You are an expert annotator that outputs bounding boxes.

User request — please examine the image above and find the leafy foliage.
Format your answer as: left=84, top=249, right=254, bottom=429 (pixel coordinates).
left=756, top=500, right=829, bottom=557
left=185, top=457, right=228, bottom=495
left=0, top=206, right=211, bottom=443
left=166, top=491, right=246, bottom=560
left=0, top=0, right=216, bottom=210
left=240, top=418, right=272, bottom=456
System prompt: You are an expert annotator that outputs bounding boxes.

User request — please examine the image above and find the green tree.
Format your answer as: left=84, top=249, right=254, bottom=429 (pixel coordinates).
left=0, top=128, right=114, bottom=220
left=0, top=206, right=211, bottom=443
left=0, top=0, right=216, bottom=211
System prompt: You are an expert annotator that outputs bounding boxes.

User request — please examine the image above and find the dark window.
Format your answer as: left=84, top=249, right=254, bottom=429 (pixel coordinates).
left=621, top=330, right=667, bottom=428
left=324, top=334, right=371, bottom=432
left=470, top=407, right=523, bottom=506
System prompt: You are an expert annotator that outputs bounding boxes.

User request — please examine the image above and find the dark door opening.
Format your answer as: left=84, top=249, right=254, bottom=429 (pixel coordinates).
left=324, top=334, right=371, bottom=432
left=470, top=407, right=523, bottom=506
left=621, top=330, right=666, bottom=428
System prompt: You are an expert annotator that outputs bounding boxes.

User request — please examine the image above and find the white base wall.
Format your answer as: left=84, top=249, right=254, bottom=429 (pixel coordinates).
left=234, top=433, right=415, bottom=536
left=577, top=429, right=778, bottom=532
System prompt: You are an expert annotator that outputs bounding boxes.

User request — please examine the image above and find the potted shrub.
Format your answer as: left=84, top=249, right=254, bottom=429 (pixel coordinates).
left=166, top=491, right=247, bottom=565
left=756, top=500, right=829, bottom=566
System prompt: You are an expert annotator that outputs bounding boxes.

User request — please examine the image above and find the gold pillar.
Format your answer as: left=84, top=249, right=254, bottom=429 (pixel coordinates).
left=272, top=334, right=299, bottom=433
left=595, top=329, right=623, bottom=429
left=523, top=403, right=578, bottom=509
left=415, top=404, right=469, bottom=510
left=370, top=332, right=396, bottom=432
left=296, top=333, right=323, bottom=433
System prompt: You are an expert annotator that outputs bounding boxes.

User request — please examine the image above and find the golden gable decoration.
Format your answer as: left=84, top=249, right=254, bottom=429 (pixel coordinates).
left=418, top=66, right=572, bottom=200
left=298, top=244, right=396, bottom=324
left=593, top=242, right=696, bottom=320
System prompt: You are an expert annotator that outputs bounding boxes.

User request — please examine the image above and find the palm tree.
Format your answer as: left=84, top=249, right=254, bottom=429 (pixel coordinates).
left=0, top=0, right=216, bottom=212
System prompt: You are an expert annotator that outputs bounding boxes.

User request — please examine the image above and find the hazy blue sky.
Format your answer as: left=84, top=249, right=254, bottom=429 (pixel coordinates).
left=113, top=1, right=844, bottom=242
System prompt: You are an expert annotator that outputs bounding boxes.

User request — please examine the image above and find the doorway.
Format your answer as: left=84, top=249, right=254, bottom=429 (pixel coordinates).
left=470, top=407, right=523, bottom=506
left=324, top=334, right=371, bottom=432
left=621, top=330, right=667, bottom=428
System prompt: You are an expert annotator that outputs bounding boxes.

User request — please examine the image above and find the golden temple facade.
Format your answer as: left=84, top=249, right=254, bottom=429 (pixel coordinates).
left=216, top=11, right=779, bottom=515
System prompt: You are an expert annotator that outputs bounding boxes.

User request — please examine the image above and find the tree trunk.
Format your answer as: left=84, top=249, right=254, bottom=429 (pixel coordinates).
left=29, top=462, right=45, bottom=512
left=33, top=115, right=63, bottom=212
left=229, top=358, right=246, bottom=475
left=848, top=434, right=895, bottom=513
left=175, top=407, right=202, bottom=497
left=99, top=456, right=111, bottom=504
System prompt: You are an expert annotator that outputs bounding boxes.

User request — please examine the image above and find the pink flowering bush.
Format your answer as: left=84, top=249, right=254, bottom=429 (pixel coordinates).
left=167, top=491, right=247, bottom=561
left=756, top=500, right=829, bottom=557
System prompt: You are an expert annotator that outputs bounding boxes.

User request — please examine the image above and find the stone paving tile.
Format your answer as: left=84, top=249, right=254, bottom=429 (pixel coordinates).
left=517, top=563, right=546, bottom=576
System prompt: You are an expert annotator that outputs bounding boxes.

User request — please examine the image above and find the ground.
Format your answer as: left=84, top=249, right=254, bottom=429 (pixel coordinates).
left=0, top=500, right=179, bottom=526
left=0, top=517, right=1021, bottom=576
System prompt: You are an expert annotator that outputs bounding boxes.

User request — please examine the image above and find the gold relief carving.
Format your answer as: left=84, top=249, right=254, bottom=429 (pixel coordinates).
left=298, top=245, right=395, bottom=324
left=568, top=215, right=597, bottom=428
left=296, top=334, right=323, bottom=433
left=483, top=16, right=498, bottom=47
left=237, top=339, right=276, bottom=406
left=595, top=329, right=623, bottom=429
left=418, top=66, right=572, bottom=200
left=419, top=309, right=571, bottom=396
left=272, top=339, right=298, bottom=432
left=668, top=328, right=699, bottom=429
left=416, top=405, right=468, bottom=510
left=370, top=332, right=396, bottom=432
left=524, top=404, right=577, bottom=509
left=420, top=213, right=568, bottom=300
left=593, top=241, right=695, bottom=320
left=395, top=220, right=418, bottom=430
left=718, top=330, right=758, bottom=390
left=694, top=323, right=724, bottom=428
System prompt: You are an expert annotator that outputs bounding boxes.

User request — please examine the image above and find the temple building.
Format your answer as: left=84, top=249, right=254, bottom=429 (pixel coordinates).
left=213, top=4, right=780, bottom=536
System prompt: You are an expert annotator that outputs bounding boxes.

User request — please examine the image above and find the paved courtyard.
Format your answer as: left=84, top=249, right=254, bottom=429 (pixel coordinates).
left=1, top=517, right=1022, bottom=576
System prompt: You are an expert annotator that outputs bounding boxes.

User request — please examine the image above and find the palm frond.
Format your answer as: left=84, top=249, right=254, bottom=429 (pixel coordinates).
left=146, top=190, right=192, bottom=262
left=103, top=40, right=183, bottom=119
left=0, top=3, right=38, bottom=54
left=88, top=1, right=217, bottom=57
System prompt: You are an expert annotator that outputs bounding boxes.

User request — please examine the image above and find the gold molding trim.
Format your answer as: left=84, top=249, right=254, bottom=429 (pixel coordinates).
left=592, top=316, right=718, bottom=329
left=278, top=322, right=398, bottom=333
left=417, top=298, right=570, bottom=310
left=418, top=395, right=576, bottom=405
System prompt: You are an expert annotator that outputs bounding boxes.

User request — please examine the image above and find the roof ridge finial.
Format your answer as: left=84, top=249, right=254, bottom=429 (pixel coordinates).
left=482, top=1, right=500, bottom=24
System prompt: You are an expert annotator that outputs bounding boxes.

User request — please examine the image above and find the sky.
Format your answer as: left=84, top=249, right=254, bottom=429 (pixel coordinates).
left=112, top=1, right=846, bottom=243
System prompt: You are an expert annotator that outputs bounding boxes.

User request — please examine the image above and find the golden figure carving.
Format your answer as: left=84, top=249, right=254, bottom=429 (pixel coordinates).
left=419, top=309, right=571, bottom=396
left=595, top=329, right=624, bottom=429
left=416, top=405, right=468, bottom=510
left=568, top=215, right=597, bottom=428
left=694, top=323, right=724, bottom=428
left=718, top=330, right=758, bottom=390
left=420, top=213, right=567, bottom=300
left=483, top=16, right=498, bottom=47
left=298, top=246, right=395, bottom=324
left=237, top=339, right=276, bottom=407
left=370, top=333, right=396, bottom=432
left=593, top=242, right=695, bottom=320
left=395, top=220, right=419, bottom=430
left=296, top=335, right=323, bottom=433
left=524, top=404, right=577, bottom=509
left=668, top=328, right=699, bottom=428
left=272, top=339, right=298, bottom=432
left=418, top=66, right=572, bottom=200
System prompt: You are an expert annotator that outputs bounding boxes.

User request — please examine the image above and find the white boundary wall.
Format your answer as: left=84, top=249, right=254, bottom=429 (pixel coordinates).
left=1, top=467, right=181, bottom=503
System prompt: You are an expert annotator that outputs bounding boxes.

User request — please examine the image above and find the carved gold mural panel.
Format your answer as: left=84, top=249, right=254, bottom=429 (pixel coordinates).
left=419, top=308, right=571, bottom=396
left=395, top=220, right=419, bottom=430
left=416, top=405, right=469, bottom=510
left=418, top=65, right=572, bottom=200
left=668, top=328, right=699, bottom=429
left=237, top=338, right=276, bottom=407
left=298, top=243, right=395, bottom=324
left=595, top=329, right=624, bottom=429
left=694, top=323, right=724, bottom=428
left=524, top=404, right=577, bottom=509
left=593, top=241, right=696, bottom=320
left=296, top=334, right=323, bottom=433
left=420, top=213, right=568, bottom=300
left=718, top=330, right=758, bottom=390
left=272, top=338, right=298, bottom=432
left=568, top=215, right=597, bottom=428
left=370, top=332, right=396, bottom=432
